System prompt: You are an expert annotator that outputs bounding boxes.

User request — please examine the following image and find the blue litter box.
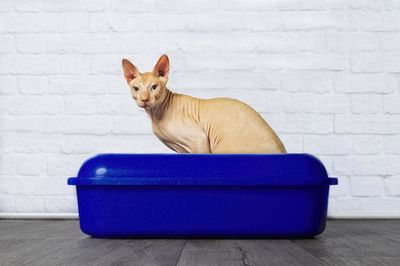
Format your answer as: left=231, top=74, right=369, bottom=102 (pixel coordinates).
left=68, top=154, right=337, bottom=238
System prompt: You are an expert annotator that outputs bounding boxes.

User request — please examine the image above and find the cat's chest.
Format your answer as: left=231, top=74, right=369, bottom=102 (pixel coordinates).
left=151, top=117, right=197, bottom=143
left=152, top=120, right=183, bottom=141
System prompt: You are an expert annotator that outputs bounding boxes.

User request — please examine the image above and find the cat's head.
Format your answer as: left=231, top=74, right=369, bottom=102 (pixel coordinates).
left=122, top=55, right=170, bottom=109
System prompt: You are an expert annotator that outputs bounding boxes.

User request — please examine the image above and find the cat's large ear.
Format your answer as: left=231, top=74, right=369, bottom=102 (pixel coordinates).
left=153, top=54, right=169, bottom=83
left=122, top=58, right=139, bottom=84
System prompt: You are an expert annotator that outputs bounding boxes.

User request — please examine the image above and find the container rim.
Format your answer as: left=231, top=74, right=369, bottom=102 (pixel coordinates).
left=68, top=177, right=338, bottom=186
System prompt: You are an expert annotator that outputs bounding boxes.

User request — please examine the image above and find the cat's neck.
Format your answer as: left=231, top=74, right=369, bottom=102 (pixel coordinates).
left=145, top=88, right=174, bottom=121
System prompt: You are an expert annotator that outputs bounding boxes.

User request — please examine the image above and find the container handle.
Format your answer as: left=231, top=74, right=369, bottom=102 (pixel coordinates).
left=328, top=177, right=338, bottom=185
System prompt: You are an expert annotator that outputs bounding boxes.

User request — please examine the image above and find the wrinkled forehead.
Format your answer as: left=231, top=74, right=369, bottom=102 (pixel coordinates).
left=130, top=72, right=158, bottom=85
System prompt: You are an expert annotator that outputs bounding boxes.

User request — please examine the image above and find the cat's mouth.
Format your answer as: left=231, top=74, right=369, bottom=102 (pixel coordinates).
left=140, top=103, right=152, bottom=109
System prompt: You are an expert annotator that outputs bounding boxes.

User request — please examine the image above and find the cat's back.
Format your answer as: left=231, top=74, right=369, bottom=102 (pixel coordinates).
left=198, top=97, right=264, bottom=126
left=197, top=97, right=286, bottom=153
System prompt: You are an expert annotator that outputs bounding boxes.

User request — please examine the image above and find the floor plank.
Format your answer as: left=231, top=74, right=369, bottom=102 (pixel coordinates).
left=0, top=220, right=399, bottom=266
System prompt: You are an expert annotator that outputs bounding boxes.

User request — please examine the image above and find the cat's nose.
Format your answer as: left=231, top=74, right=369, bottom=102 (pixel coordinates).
left=142, top=98, right=149, bottom=103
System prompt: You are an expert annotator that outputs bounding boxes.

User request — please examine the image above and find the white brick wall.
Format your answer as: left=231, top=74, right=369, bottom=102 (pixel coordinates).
left=0, top=0, right=400, bottom=217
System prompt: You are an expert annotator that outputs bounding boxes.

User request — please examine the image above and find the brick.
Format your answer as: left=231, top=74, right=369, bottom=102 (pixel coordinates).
left=351, top=155, right=400, bottom=175
left=16, top=195, right=45, bottom=212
left=350, top=176, right=383, bottom=197
left=384, top=95, right=400, bottom=114
left=8, top=133, right=64, bottom=154
left=335, top=115, right=400, bottom=134
left=257, top=54, right=346, bottom=71
left=46, top=116, right=113, bottom=134
left=349, top=11, right=400, bottom=32
left=318, top=95, right=349, bottom=114
left=304, top=135, right=352, bottom=155
left=352, top=135, right=382, bottom=155
left=46, top=155, right=87, bottom=176
left=0, top=156, right=15, bottom=175
left=327, top=33, right=380, bottom=53
left=90, top=55, right=122, bottom=74
left=65, top=96, right=98, bottom=115
left=251, top=14, right=283, bottom=32
left=218, top=0, right=275, bottom=11
left=290, top=94, right=318, bottom=113
left=0, top=0, right=13, bottom=11
left=265, top=114, right=334, bottom=134
left=0, top=134, right=13, bottom=153
left=57, top=14, right=89, bottom=33
left=335, top=73, right=396, bottom=94
left=383, top=56, right=400, bottom=73
left=327, top=32, right=346, bottom=53
left=329, top=175, right=349, bottom=198
left=379, top=33, right=400, bottom=53
left=90, top=14, right=158, bottom=33
left=384, top=176, right=400, bottom=196
left=63, top=135, right=169, bottom=154
left=350, top=95, right=383, bottom=114
left=0, top=35, right=14, bottom=53
left=253, top=33, right=300, bottom=53
left=161, top=32, right=254, bottom=53
left=50, top=34, right=111, bottom=54
left=348, top=0, right=384, bottom=10
left=152, top=0, right=215, bottom=13
left=0, top=177, right=17, bottom=195
left=18, top=76, right=47, bottom=95
left=187, top=54, right=255, bottom=72
left=333, top=155, right=353, bottom=175
left=172, top=71, right=280, bottom=91
left=7, top=96, right=64, bottom=115
left=276, top=0, right=301, bottom=11
left=333, top=198, right=400, bottom=213
left=384, top=0, right=400, bottom=10
left=278, top=134, right=303, bottom=153
left=44, top=195, right=77, bottom=212
left=48, top=75, right=117, bottom=95
left=0, top=195, right=16, bottom=212
left=185, top=14, right=247, bottom=32
left=16, top=155, right=45, bottom=176
left=0, top=76, right=17, bottom=95
left=111, top=0, right=155, bottom=12
left=350, top=54, right=383, bottom=73
left=0, top=55, right=58, bottom=75
left=43, top=0, right=110, bottom=12
left=14, top=0, right=43, bottom=12
left=281, top=72, right=334, bottom=93
left=0, top=116, right=46, bottom=133
left=299, top=32, right=326, bottom=53
left=281, top=11, right=346, bottom=30
left=13, top=177, right=67, bottom=196
left=255, top=32, right=325, bottom=54
left=383, top=135, right=400, bottom=154
left=112, top=115, right=153, bottom=135
left=125, top=33, right=159, bottom=53
left=318, top=155, right=334, bottom=174
left=265, top=94, right=291, bottom=113
left=58, top=55, right=92, bottom=75
left=301, top=0, right=327, bottom=10
left=0, top=14, right=59, bottom=33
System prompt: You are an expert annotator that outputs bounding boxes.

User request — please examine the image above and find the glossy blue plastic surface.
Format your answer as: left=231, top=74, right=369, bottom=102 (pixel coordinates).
left=68, top=154, right=337, bottom=238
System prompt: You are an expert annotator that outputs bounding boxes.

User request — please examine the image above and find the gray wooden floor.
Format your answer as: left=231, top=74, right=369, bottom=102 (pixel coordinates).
left=0, top=220, right=399, bottom=266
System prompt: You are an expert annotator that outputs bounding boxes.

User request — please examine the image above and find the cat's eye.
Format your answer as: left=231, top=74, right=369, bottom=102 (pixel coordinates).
left=133, top=86, right=139, bottom=91
left=151, top=84, right=158, bottom=90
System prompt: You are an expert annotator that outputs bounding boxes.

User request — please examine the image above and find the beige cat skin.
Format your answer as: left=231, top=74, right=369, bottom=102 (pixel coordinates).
left=122, top=55, right=286, bottom=154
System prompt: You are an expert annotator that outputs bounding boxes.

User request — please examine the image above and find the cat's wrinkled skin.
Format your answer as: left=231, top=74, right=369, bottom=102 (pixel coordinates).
left=122, top=55, right=286, bottom=154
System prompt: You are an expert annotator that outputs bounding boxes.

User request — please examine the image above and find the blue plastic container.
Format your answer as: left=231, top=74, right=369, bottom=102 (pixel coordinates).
left=68, top=154, right=337, bottom=238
